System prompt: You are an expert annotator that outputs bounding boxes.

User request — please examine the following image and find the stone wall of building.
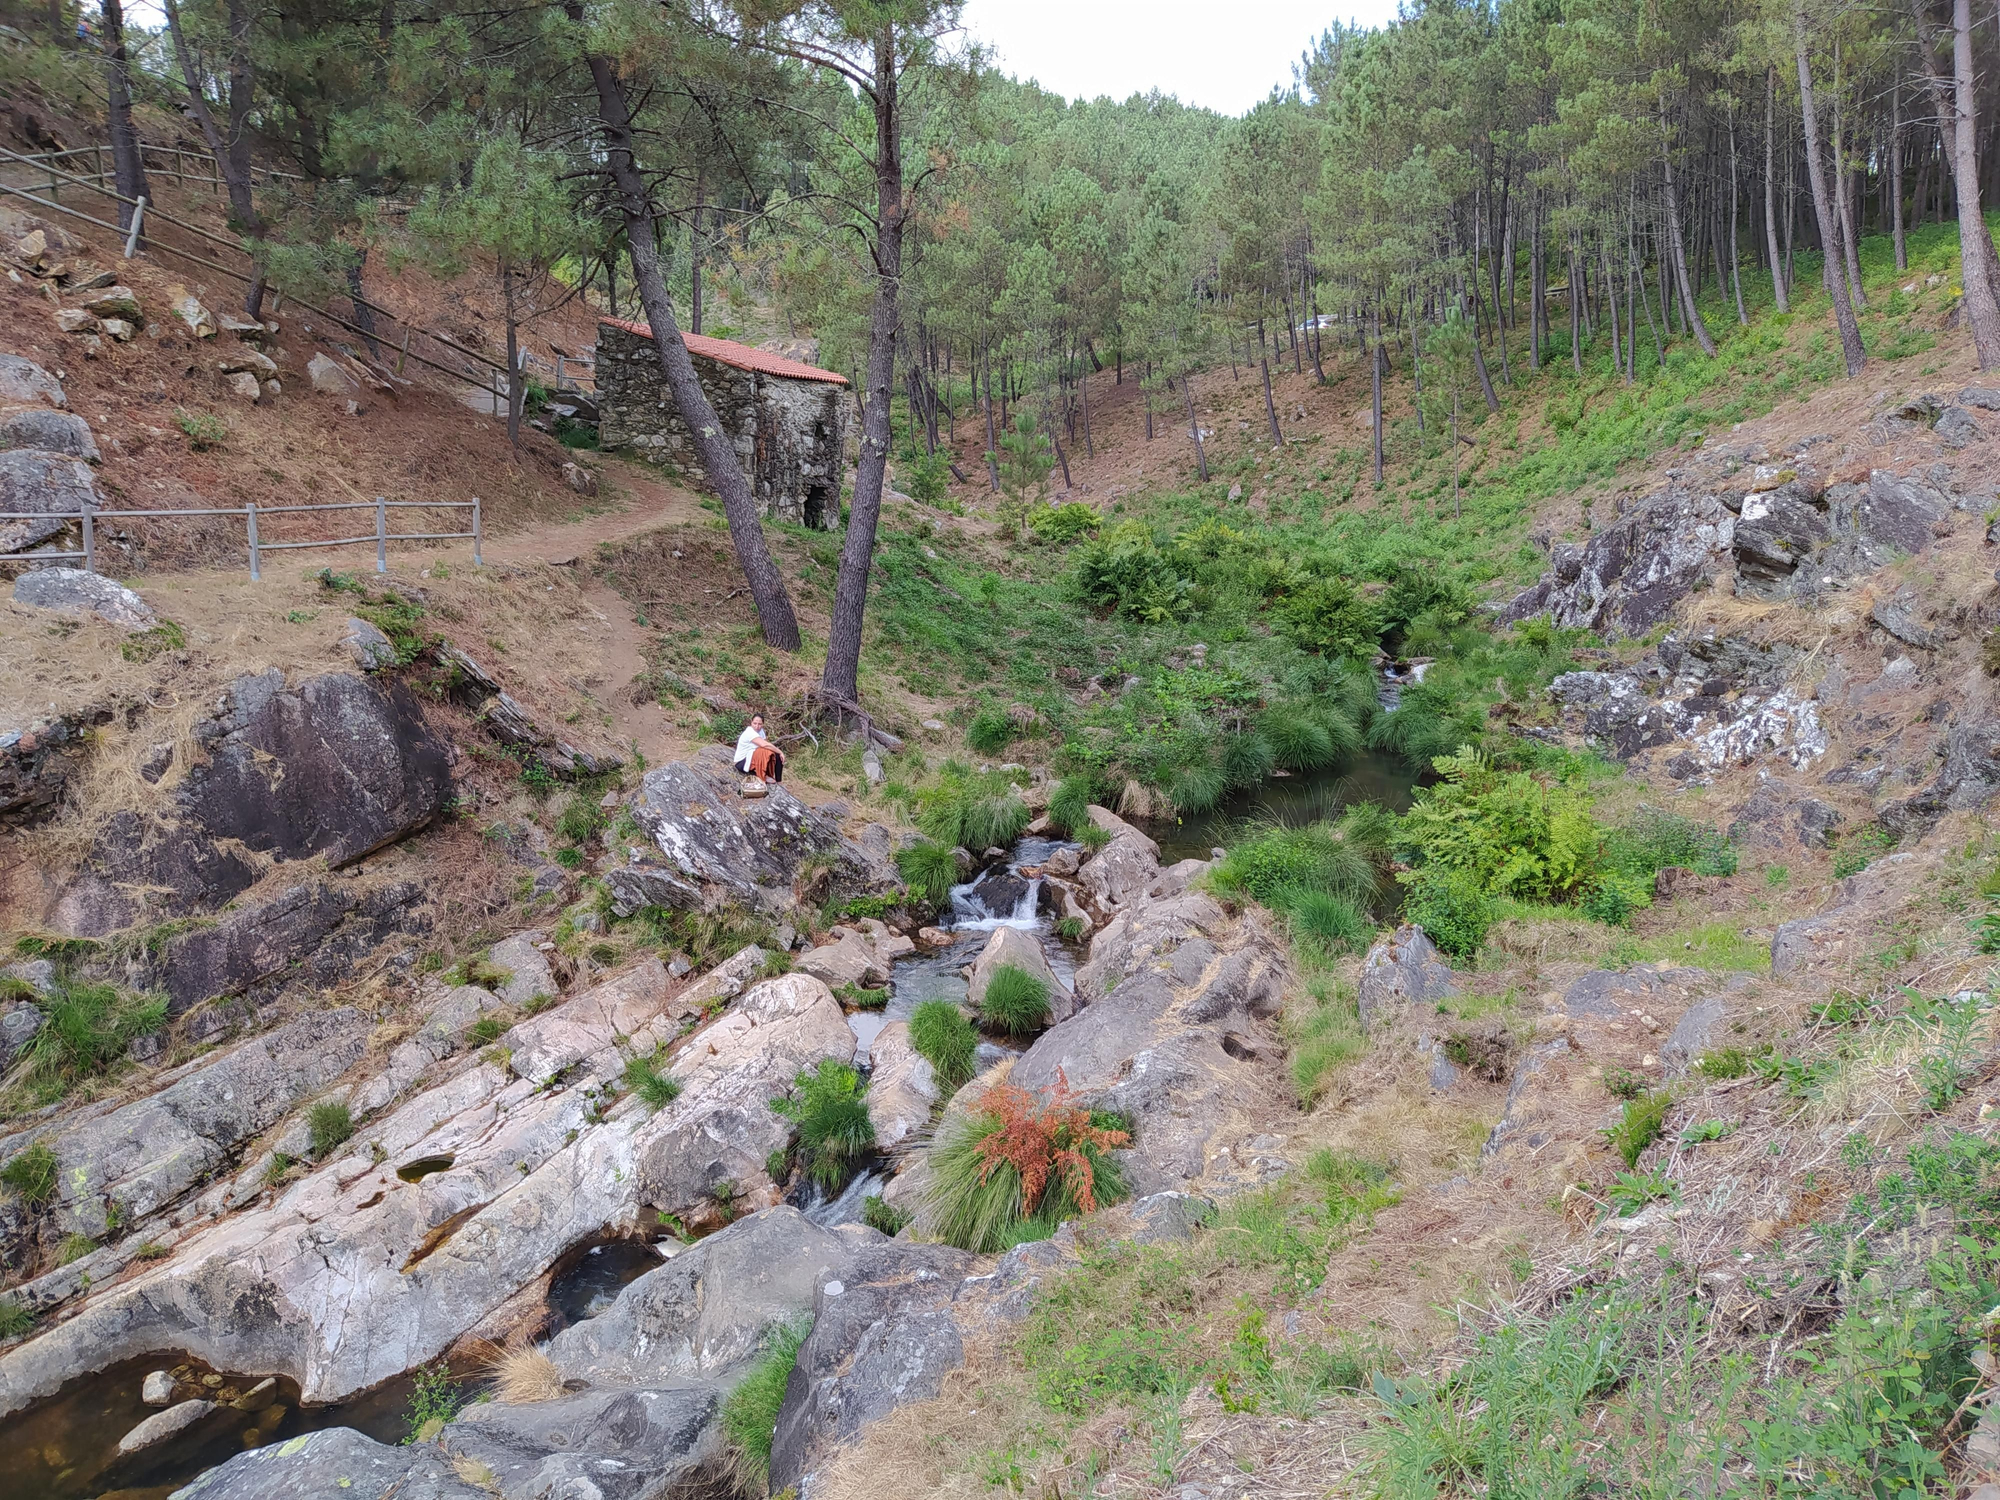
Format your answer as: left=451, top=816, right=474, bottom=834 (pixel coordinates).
left=596, top=321, right=847, bottom=530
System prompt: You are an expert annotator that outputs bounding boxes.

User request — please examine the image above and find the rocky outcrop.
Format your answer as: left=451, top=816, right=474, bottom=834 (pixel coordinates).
left=617, top=750, right=895, bottom=917
left=1548, top=628, right=1826, bottom=776
left=0, top=406, right=97, bottom=460
left=1, top=702, right=124, bottom=825
left=0, top=958, right=852, bottom=1417
left=865, top=1021, right=938, bottom=1152
left=1074, top=805, right=1162, bottom=912
left=1878, top=719, right=2000, bottom=839
left=11, top=568, right=154, bottom=629
left=1498, top=485, right=1735, bottom=637
left=0, top=1007, right=370, bottom=1248
left=52, top=671, right=449, bottom=939
left=1011, top=860, right=1292, bottom=1196
left=1357, top=925, right=1457, bottom=1024
left=434, top=642, right=621, bottom=778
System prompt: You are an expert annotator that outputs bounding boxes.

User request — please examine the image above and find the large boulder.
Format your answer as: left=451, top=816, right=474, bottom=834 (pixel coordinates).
left=54, top=671, right=451, bottom=939
left=441, top=1383, right=724, bottom=1500
left=865, top=1021, right=937, bottom=1153
left=1497, top=485, right=1735, bottom=638
left=768, top=1237, right=983, bottom=1492
left=0, top=447, right=99, bottom=552
left=1074, top=805, right=1162, bottom=912
left=183, top=670, right=451, bottom=868
left=1011, top=887, right=1291, bottom=1197
left=967, top=923, right=1072, bottom=1024
left=0, top=353, right=65, bottom=407
left=12, top=568, right=154, bottom=629
left=0, top=407, right=97, bottom=459
left=548, top=1208, right=849, bottom=1388
left=622, top=754, right=888, bottom=916
left=485, top=931, right=557, bottom=1009
left=1357, top=924, right=1457, bottom=1025
left=166, top=1426, right=490, bottom=1500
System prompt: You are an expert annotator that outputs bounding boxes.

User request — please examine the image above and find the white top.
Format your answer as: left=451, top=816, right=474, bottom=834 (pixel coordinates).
left=734, top=724, right=765, bottom=769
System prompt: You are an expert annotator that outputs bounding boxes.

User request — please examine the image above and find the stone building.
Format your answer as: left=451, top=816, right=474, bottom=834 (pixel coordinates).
left=596, top=318, right=848, bottom=529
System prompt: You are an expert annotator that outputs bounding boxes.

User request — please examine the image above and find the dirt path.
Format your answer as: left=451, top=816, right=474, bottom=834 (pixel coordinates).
left=481, top=456, right=709, bottom=566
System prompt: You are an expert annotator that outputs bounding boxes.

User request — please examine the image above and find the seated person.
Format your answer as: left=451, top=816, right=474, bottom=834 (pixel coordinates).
left=732, top=714, right=784, bottom=783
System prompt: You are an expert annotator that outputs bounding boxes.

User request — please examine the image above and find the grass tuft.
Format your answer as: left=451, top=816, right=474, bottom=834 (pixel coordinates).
left=909, top=999, right=979, bottom=1090
left=722, top=1320, right=810, bottom=1491
left=979, top=963, right=1052, bottom=1037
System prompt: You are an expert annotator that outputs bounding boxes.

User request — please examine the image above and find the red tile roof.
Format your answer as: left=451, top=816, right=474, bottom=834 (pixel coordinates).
left=598, top=318, right=849, bottom=385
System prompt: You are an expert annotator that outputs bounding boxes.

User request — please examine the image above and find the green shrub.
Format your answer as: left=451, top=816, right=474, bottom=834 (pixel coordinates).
left=57, top=1231, right=95, bottom=1265
left=624, top=1053, right=683, bottom=1110
left=1075, top=819, right=1113, bottom=852
left=1047, top=775, right=1096, bottom=836
left=1398, top=747, right=1602, bottom=903
left=11, top=980, right=166, bottom=1105
left=722, top=1320, right=809, bottom=1490
left=1601, top=808, right=1737, bottom=880
left=1397, top=868, right=1493, bottom=959
left=1219, top=731, right=1276, bottom=789
left=0, top=1141, right=57, bottom=1205
left=0, top=1300, right=33, bottom=1339
left=1580, top=872, right=1649, bottom=928
left=1283, top=980, right=1364, bottom=1105
left=1694, top=1048, right=1749, bottom=1080
left=1167, top=760, right=1228, bottom=815
left=917, top=770, right=1030, bottom=850
left=467, top=1015, right=507, bottom=1046
left=1285, top=889, right=1373, bottom=954
left=175, top=408, right=227, bottom=450
left=771, top=1060, right=875, bottom=1192
left=895, top=839, right=960, bottom=905
left=979, top=963, right=1052, bottom=1037
left=308, top=1100, right=354, bottom=1157
left=1278, top=577, right=1380, bottom=659
left=1602, top=1091, right=1671, bottom=1169
left=909, top=1000, right=979, bottom=1090
left=1212, top=817, right=1384, bottom=911
left=1029, top=501, right=1101, bottom=545
left=401, top=1362, right=468, bottom=1444
left=119, top=622, right=186, bottom=663
left=924, top=1085, right=1129, bottom=1252
left=966, top=704, right=1016, bottom=754
left=862, top=1194, right=911, bottom=1236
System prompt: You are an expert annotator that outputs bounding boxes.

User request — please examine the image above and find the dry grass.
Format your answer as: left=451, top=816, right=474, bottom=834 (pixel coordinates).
left=478, top=1335, right=566, bottom=1404
left=450, top=1452, right=501, bottom=1490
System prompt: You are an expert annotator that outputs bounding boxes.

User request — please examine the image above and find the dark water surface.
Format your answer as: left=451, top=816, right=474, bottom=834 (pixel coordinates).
left=1151, top=751, right=1423, bottom=864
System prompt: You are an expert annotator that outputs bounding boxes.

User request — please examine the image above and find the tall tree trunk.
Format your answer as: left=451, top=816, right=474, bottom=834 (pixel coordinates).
left=1529, top=198, right=1544, bottom=368
left=1568, top=246, right=1583, bottom=372
left=1079, top=351, right=1093, bottom=457
left=1830, top=60, right=1867, bottom=310
left=162, top=0, right=267, bottom=317
left=690, top=168, right=703, bottom=335
left=1949, top=0, right=2000, bottom=367
left=101, top=0, right=150, bottom=235
left=1729, top=113, right=1748, bottom=323
left=1601, top=237, right=1623, bottom=374
left=1257, top=316, right=1283, bottom=446
left=1764, top=68, right=1791, bottom=311
left=1661, top=135, right=1718, bottom=355
left=570, top=4, right=801, bottom=650
left=345, top=256, right=381, bottom=360
left=985, top=347, right=1001, bottom=485
left=503, top=266, right=522, bottom=449
left=1180, top=359, right=1208, bottom=480
left=1892, top=71, right=1909, bottom=271
left=1795, top=10, right=1869, bottom=377
left=820, top=25, right=908, bottom=708
left=1370, top=304, right=1384, bottom=483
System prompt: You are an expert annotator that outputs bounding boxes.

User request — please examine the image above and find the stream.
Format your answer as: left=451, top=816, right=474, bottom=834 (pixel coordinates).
left=1153, top=752, right=1421, bottom=864
left=791, top=835, right=1083, bottom=1229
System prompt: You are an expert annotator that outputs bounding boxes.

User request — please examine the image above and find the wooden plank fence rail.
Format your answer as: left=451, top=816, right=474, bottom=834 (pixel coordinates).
left=0, top=498, right=483, bottom=582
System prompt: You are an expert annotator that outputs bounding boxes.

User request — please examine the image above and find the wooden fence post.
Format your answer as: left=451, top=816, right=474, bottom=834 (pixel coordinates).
left=246, top=502, right=260, bottom=580
left=81, top=508, right=93, bottom=573
left=375, top=496, right=387, bottom=573
left=472, top=497, right=482, bottom=568
left=123, top=196, right=146, bottom=259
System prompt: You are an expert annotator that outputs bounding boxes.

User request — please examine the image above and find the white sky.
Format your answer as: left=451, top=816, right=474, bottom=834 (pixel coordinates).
left=957, top=0, right=1394, bottom=117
